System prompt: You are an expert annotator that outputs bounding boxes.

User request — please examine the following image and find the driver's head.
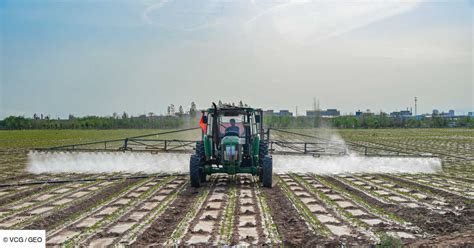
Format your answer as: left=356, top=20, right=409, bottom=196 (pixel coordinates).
left=230, top=119, right=236, bottom=126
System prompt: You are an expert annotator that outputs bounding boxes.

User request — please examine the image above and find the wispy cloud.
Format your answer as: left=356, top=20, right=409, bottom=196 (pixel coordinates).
left=246, top=0, right=425, bottom=42
left=141, top=0, right=223, bottom=31
left=142, top=0, right=424, bottom=42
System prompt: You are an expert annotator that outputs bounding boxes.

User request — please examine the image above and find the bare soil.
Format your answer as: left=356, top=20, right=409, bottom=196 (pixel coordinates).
left=132, top=186, right=201, bottom=247
left=25, top=179, right=140, bottom=230
left=406, top=231, right=474, bottom=247
left=380, top=174, right=472, bottom=204
left=262, top=184, right=326, bottom=247
left=325, top=176, right=474, bottom=238
left=0, top=184, right=55, bottom=206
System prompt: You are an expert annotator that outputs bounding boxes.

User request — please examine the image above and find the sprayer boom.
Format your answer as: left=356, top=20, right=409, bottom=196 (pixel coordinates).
left=33, top=127, right=438, bottom=158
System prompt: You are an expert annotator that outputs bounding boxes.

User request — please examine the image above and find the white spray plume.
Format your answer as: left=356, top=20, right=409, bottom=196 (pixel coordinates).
left=273, top=154, right=442, bottom=174
left=28, top=151, right=189, bottom=174
left=28, top=150, right=441, bottom=175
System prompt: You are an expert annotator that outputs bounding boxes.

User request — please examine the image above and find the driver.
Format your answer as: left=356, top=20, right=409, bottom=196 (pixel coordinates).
left=225, top=119, right=240, bottom=136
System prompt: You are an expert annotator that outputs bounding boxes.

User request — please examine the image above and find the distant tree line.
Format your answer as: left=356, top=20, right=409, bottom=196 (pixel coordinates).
left=264, top=115, right=473, bottom=129
left=0, top=115, right=203, bottom=130
left=1, top=114, right=472, bottom=130
left=1, top=103, right=472, bottom=130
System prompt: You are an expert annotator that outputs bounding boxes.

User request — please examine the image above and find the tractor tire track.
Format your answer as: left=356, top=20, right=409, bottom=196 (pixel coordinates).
left=179, top=174, right=231, bottom=246
left=231, top=174, right=267, bottom=245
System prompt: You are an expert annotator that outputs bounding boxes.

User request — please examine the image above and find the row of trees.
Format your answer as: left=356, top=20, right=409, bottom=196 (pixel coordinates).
left=264, top=115, right=473, bottom=129
left=0, top=115, right=199, bottom=130
left=1, top=113, right=472, bottom=130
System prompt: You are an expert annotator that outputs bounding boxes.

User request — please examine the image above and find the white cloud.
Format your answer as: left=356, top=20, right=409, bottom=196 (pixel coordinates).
left=246, top=0, right=424, bottom=43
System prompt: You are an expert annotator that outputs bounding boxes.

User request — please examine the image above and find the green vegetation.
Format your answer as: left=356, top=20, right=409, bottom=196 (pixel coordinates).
left=165, top=182, right=211, bottom=245
left=377, top=234, right=403, bottom=248
left=0, top=115, right=198, bottom=130
left=314, top=175, right=406, bottom=224
left=220, top=185, right=237, bottom=244
left=0, top=129, right=201, bottom=149
left=277, top=175, right=331, bottom=236
left=254, top=182, right=281, bottom=243
left=263, top=115, right=473, bottom=129
left=1, top=114, right=471, bottom=130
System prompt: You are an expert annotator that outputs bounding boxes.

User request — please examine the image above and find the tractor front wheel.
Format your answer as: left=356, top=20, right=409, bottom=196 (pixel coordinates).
left=190, top=154, right=201, bottom=188
left=262, top=155, right=272, bottom=188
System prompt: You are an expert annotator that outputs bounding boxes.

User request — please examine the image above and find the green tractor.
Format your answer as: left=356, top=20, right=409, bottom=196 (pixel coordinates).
left=190, top=103, right=272, bottom=188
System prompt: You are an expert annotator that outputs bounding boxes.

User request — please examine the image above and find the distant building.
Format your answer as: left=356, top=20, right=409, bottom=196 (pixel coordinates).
left=390, top=110, right=412, bottom=118
left=448, top=110, right=455, bottom=117
left=321, top=109, right=340, bottom=117
left=469, top=112, right=474, bottom=117
left=263, top=110, right=274, bottom=116
left=432, top=109, right=439, bottom=116
left=306, top=110, right=317, bottom=117
left=355, top=110, right=363, bottom=117
left=306, top=109, right=339, bottom=117
left=276, top=110, right=293, bottom=116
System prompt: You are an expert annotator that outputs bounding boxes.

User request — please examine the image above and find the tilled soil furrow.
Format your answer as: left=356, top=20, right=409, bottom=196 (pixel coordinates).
left=0, top=184, right=59, bottom=209
left=351, top=175, right=452, bottom=213
left=436, top=174, right=474, bottom=184
left=0, top=173, right=102, bottom=208
left=179, top=174, right=230, bottom=246
left=115, top=176, right=189, bottom=245
left=399, top=174, right=474, bottom=199
left=232, top=174, right=264, bottom=246
left=380, top=174, right=474, bottom=204
left=0, top=181, right=102, bottom=228
left=283, top=174, right=374, bottom=245
left=326, top=175, right=473, bottom=236
left=24, top=178, right=144, bottom=233
left=132, top=178, right=204, bottom=246
left=254, top=179, right=281, bottom=245
left=356, top=174, right=469, bottom=215
left=304, top=175, right=420, bottom=241
left=44, top=176, right=172, bottom=246
left=74, top=176, right=186, bottom=247
left=263, top=176, right=321, bottom=247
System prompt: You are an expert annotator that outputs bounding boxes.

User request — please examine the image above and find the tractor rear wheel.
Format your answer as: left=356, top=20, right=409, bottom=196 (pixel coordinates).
left=259, top=142, right=269, bottom=182
left=262, top=155, right=272, bottom=188
left=190, top=154, right=201, bottom=188
left=195, top=141, right=206, bottom=183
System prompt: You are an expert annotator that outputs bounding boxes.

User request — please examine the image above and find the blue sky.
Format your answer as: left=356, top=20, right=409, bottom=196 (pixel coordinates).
left=1, top=0, right=472, bottom=118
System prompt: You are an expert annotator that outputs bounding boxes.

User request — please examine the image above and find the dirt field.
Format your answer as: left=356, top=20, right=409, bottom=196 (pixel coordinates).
left=0, top=129, right=472, bottom=246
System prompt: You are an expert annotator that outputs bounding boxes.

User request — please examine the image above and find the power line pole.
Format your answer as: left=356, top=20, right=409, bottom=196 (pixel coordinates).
left=414, top=96, right=417, bottom=116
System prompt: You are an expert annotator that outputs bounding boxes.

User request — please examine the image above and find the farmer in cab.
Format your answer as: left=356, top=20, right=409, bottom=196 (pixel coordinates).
left=225, top=119, right=240, bottom=136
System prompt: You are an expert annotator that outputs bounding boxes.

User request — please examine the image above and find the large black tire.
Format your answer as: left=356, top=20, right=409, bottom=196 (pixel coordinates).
left=259, top=142, right=269, bottom=164
left=190, top=154, right=201, bottom=188
left=196, top=141, right=205, bottom=156
left=195, top=141, right=207, bottom=183
left=258, top=142, right=269, bottom=182
left=262, top=155, right=272, bottom=188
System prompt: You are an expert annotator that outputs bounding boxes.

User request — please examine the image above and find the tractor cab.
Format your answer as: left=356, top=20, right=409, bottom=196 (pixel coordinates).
left=190, top=103, right=272, bottom=188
